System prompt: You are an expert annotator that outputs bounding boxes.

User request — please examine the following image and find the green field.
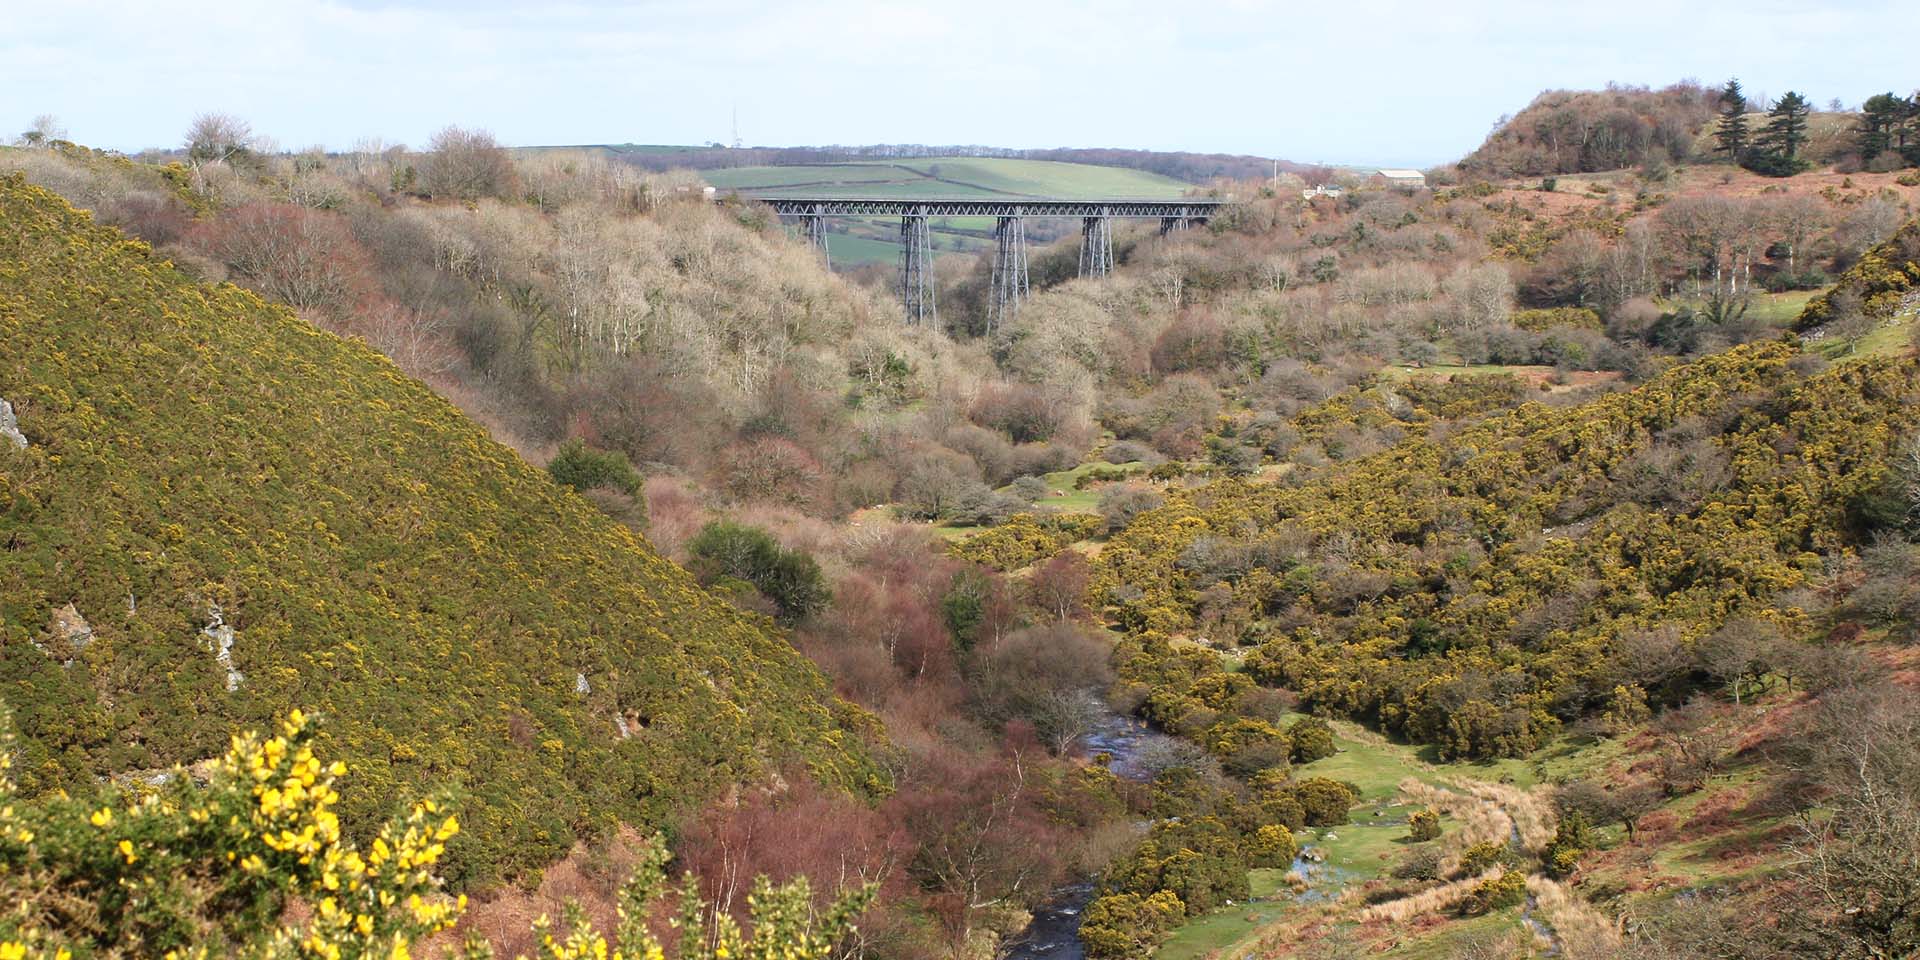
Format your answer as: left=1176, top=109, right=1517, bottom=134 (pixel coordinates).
left=700, top=157, right=1192, bottom=199
left=702, top=157, right=1193, bottom=264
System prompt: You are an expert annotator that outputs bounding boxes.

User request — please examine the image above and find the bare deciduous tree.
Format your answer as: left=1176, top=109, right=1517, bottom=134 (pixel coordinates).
left=183, top=112, right=258, bottom=194
left=17, top=114, right=66, bottom=147
left=419, top=126, right=516, bottom=201
left=1785, top=683, right=1920, bottom=959
left=1764, top=193, right=1830, bottom=277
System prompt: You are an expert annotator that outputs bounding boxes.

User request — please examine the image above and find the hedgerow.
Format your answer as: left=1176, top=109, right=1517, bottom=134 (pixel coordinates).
left=0, top=175, right=883, bottom=886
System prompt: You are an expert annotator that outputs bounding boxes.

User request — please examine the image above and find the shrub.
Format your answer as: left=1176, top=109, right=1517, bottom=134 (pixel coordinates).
left=1511, top=306, right=1603, bottom=332
left=0, top=175, right=883, bottom=884
left=719, top=436, right=826, bottom=509
left=1282, top=777, right=1359, bottom=827
left=1080, top=891, right=1184, bottom=959
left=1542, top=809, right=1597, bottom=878
left=686, top=521, right=831, bottom=622
left=1287, top=715, right=1338, bottom=763
left=1010, top=475, right=1051, bottom=502
left=949, top=513, right=1102, bottom=571
left=185, top=202, right=375, bottom=315
left=548, top=437, right=642, bottom=496
left=1407, top=807, right=1442, bottom=842
left=0, top=709, right=462, bottom=958
left=1104, top=440, right=1162, bottom=465
left=971, top=382, right=1066, bottom=443
left=1458, top=869, right=1527, bottom=916
left=1099, top=483, right=1165, bottom=534
left=1457, top=841, right=1513, bottom=876
left=1247, top=824, right=1298, bottom=868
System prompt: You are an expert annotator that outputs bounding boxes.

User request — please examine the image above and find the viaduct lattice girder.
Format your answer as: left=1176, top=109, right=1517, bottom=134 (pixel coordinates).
left=753, top=196, right=1223, bottom=327
left=755, top=197, right=1226, bottom=218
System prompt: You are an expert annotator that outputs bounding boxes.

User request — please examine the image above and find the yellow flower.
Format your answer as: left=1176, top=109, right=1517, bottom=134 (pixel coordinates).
left=0, top=942, right=25, bottom=960
left=90, top=807, right=114, bottom=828
left=119, top=838, right=138, bottom=864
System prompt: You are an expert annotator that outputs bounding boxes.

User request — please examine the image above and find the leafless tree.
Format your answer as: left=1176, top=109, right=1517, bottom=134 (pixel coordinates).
left=184, top=112, right=258, bottom=193
left=1658, top=195, right=1764, bottom=303
left=1442, top=262, right=1517, bottom=331
left=17, top=114, right=66, bottom=147
left=419, top=126, right=516, bottom=201
left=1764, top=194, right=1830, bottom=277
left=1897, top=432, right=1920, bottom=523
left=1785, top=683, right=1920, bottom=958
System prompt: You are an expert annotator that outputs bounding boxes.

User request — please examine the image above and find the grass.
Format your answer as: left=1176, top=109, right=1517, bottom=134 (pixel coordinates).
left=1006, top=460, right=1148, bottom=514
left=702, top=157, right=1190, bottom=199
left=1747, top=289, right=1821, bottom=326
left=1150, top=719, right=1627, bottom=959
left=1817, top=317, right=1915, bottom=363
left=1155, top=901, right=1289, bottom=960
left=1379, top=362, right=1552, bottom=380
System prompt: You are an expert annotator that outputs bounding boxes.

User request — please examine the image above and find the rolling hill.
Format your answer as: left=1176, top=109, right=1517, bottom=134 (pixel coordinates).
left=0, top=174, right=882, bottom=887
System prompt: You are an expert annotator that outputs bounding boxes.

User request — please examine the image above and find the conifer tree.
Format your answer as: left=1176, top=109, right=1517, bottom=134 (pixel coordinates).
left=1714, top=79, right=1750, bottom=161
left=1749, top=91, right=1812, bottom=176
left=1858, top=92, right=1908, bottom=161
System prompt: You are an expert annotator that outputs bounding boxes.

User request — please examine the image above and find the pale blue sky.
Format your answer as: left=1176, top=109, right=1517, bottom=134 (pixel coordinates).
left=5, top=0, right=1913, bottom=167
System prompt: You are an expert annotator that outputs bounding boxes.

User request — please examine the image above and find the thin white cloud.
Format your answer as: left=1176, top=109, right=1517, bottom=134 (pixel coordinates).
left=3, top=0, right=1912, bottom=165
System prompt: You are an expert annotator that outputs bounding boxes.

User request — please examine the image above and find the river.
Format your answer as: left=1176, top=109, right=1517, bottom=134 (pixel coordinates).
left=999, top=711, right=1350, bottom=960
left=998, top=711, right=1160, bottom=960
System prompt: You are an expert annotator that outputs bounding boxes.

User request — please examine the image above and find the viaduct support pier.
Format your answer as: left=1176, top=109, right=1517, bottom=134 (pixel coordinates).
left=753, top=197, right=1223, bottom=328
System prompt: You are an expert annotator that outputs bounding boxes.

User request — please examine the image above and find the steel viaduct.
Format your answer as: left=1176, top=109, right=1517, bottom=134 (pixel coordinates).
left=749, top=196, right=1226, bottom=328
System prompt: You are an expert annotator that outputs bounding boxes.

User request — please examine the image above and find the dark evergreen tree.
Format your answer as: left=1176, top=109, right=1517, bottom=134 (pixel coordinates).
left=1714, top=79, right=1751, bottom=161
left=1748, top=91, right=1812, bottom=176
left=1858, top=92, right=1910, bottom=161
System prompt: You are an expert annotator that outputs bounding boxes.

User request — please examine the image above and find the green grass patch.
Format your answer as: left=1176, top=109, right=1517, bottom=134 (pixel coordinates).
left=1008, top=460, right=1149, bottom=514
left=1154, top=900, right=1289, bottom=960
left=1817, top=318, right=1914, bottom=363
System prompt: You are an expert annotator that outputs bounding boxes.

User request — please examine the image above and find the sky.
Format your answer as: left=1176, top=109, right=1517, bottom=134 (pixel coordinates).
left=5, top=0, right=1915, bottom=168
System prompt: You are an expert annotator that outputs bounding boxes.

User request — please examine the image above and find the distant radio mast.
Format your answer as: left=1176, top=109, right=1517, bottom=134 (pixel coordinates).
left=731, top=106, right=741, bottom=150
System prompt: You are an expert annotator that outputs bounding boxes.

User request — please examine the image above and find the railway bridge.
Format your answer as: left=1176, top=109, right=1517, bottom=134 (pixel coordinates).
left=750, top=196, right=1226, bottom=328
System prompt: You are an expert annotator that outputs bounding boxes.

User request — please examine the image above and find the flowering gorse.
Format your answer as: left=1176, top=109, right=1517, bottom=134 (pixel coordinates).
left=0, top=708, right=461, bottom=959
left=0, top=708, right=873, bottom=960
left=481, top=835, right=874, bottom=960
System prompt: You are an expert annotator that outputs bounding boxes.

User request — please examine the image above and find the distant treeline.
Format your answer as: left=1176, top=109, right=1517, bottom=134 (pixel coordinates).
left=613, top=143, right=1312, bottom=183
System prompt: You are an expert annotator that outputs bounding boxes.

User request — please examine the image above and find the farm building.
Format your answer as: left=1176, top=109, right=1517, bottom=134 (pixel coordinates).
left=1371, top=168, right=1427, bottom=189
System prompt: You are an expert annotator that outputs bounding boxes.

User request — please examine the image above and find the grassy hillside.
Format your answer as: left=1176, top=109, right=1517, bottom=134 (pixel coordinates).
left=703, top=157, right=1192, bottom=264
left=0, top=174, right=881, bottom=886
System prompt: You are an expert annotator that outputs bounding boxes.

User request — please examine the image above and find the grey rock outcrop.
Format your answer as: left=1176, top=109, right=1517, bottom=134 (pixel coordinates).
left=1, top=398, right=24, bottom=449
left=201, top=604, right=244, bottom=692
left=52, top=603, right=93, bottom=650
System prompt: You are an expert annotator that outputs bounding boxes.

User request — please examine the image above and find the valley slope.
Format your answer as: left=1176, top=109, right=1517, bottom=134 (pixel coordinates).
left=0, top=174, right=881, bottom=887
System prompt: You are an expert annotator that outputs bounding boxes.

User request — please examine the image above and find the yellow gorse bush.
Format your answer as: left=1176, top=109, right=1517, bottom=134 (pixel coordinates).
left=0, top=709, right=873, bottom=960
left=0, top=708, right=462, bottom=959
